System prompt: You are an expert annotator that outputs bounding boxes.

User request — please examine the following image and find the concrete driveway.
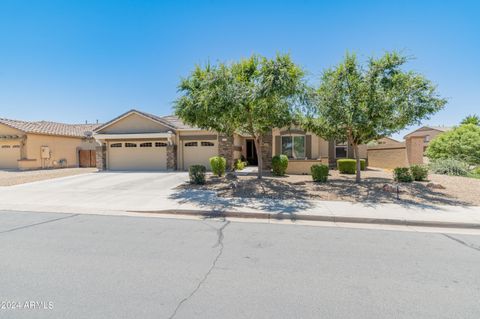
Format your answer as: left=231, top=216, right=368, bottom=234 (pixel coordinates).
left=0, top=171, right=189, bottom=214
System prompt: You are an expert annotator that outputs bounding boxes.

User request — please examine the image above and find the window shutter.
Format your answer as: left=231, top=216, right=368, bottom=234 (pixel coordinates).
left=306, top=135, right=312, bottom=159
left=275, top=136, right=281, bottom=155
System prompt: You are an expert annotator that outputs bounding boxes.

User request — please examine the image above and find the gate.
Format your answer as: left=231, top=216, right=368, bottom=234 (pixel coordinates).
left=79, top=150, right=96, bottom=168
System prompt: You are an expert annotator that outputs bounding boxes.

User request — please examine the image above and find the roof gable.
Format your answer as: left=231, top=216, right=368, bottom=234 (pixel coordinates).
left=95, top=110, right=175, bottom=134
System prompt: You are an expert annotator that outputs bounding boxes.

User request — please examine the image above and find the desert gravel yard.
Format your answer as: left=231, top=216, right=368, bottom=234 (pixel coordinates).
left=181, top=168, right=480, bottom=206
left=0, top=167, right=97, bottom=186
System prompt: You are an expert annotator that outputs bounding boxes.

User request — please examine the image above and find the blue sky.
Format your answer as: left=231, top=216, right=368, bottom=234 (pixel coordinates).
left=0, top=0, right=478, bottom=139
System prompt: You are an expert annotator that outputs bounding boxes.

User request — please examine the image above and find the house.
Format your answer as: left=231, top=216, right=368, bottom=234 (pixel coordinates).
left=94, top=109, right=369, bottom=174
left=0, top=118, right=99, bottom=170
left=367, top=126, right=451, bottom=169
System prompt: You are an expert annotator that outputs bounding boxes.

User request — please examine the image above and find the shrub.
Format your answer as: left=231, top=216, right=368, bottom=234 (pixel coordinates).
left=272, top=155, right=288, bottom=176
left=209, top=156, right=226, bottom=177
left=429, top=158, right=469, bottom=176
left=393, top=167, right=413, bottom=182
left=337, top=159, right=366, bottom=174
left=233, top=158, right=247, bottom=171
left=189, top=165, right=206, bottom=184
left=471, top=166, right=480, bottom=175
left=311, top=164, right=329, bottom=182
left=410, top=164, right=428, bottom=181
left=425, top=124, right=480, bottom=165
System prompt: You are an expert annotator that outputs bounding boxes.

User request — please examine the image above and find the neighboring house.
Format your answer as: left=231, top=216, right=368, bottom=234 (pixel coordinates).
left=0, top=118, right=99, bottom=170
left=367, top=126, right=451, bottom=169
left=94, top=109, right=370, bottom=174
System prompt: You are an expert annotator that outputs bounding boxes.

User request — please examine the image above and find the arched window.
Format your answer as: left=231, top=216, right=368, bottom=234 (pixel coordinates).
left=12, top=145, right=20, bottom=148
left=140, top=142, right=152, bottom=148
left=201, top=142, right=214, bottom=147
left=1, top=145, right=11, bottom=149
left=110, top=143, right=122, bottom=148
left=125, top=143, right=137, bottom=148
left=184, top=142, right=198, bottom=147
left=155, top=142, right=167, bottom=147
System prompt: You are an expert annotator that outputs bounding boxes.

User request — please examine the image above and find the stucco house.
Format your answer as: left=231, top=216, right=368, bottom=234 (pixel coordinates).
left=94, top=109, right=369, bottom=174
left=0, top=118, right=99, bottom=170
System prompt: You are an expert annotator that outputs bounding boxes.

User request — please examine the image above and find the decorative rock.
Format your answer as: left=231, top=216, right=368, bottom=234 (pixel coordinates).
left=226, top=172, right=237, bottom=180
left=382, top=183, right=402, bottom=193
left=426, top=182, right=446, bottom=189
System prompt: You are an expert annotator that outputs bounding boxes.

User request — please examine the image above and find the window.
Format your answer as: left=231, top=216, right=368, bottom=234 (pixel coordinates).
left=12, top=145, right=20, bottom=148
left=140, top=142, right=152, bottom=148
left=155, top=142, right=167, bottom=147
left=125, top=143, right=137, bottom=148
left=1, top=145, right=11, bottom=149
left=201, top=141, right=214, bottom=147
left=281, top=136, right=305, bottom=159
left=110, top=143, right=122, bottom=148
left=335, top=145, right=348, bottom=158
left=424, top=135, right=430, bottom=143
left=184, top=142, right=198, bottom=147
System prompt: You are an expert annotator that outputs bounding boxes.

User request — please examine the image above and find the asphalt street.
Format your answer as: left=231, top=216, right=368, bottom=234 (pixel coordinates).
left=0, top=211, right=479, bottom=318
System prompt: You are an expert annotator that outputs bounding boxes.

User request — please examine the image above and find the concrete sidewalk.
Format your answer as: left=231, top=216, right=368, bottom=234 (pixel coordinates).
left=0, top=173, right=479, bottom=228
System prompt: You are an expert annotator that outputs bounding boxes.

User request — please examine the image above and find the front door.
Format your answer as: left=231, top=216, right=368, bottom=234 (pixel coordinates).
left=246, top=139, right=258, bottom=165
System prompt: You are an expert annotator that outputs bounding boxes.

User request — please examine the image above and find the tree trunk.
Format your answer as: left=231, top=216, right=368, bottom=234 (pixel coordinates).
left=353, top=143, right=361, bottom=183
left=254, top=135, right=263, bottom=179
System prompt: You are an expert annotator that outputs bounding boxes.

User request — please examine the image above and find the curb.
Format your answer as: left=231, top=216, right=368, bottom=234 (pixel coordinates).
left=129, top=209, right=480, bottom=229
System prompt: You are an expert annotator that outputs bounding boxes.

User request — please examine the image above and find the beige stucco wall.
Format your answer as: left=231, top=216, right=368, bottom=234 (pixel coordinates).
left=24, top=134, right=98, bottom=169
left=98, top=113, right=172, bottom=134
left=406, top=136, right=424, bottom=165
left=286, top=159, right=329, bottom=174
left=367, top=147, right=408, bottom=169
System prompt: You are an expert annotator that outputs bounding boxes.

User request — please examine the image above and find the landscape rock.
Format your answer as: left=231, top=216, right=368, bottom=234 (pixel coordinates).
left=226, top=172, right=237, bottom=180
left=426, top=182, right=446, bottom=189
left=382, top=183, right=402, bottom=193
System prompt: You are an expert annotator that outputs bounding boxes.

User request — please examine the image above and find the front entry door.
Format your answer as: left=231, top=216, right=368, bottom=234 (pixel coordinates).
left=246, top=139, right=258, bottom=165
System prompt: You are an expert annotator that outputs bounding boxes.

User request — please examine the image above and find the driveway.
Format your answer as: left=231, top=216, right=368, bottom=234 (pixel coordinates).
left=0, top=171, right=189, bottom=214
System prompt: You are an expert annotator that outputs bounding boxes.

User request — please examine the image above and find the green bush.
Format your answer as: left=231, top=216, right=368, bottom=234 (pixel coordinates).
left=189, top=165, right=206, bottom=184
left=272, top=155, right=288, bottom=176
left=337, top=159, right=366, bottom=174
left=233, top=158, right=247, bottom=171
left=209, top=156, right=226, bottom=177
left=425, top=124, right=480, bottom=165
left=410, top=164, right=429, bottom=181
left=471, top=166, right=480, bottom=175
left=429, top=158, right=469, bottom=176
left=393, top=167, right=413, bottom=182
left=311, top=164, right=329, bottom=182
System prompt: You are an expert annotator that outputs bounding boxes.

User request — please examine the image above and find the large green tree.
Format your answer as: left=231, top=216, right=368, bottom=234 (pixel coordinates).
left=426, top=124, right=480, bottom=165
left=174, top=54, right=306, bottom=179
left=461, top=114, right=480, bottom=126
left=303, top=52, right=446, bottom=182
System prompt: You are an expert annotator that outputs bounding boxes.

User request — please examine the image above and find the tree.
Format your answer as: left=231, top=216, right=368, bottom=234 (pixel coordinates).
left=303, top=52, right=446, bottom=182
left=174, top=54, right=306, bottom=179
left=425, top=124, right=480, bottom=165
left=461, top=114, right=480, bottom=126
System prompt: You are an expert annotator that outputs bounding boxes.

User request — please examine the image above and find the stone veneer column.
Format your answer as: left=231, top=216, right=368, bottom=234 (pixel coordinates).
left=218, top=134, right=234, bottom=170
left=95, top=143, right=107, bottom=170
left=261, top=131, right=272, bottom=170
left=167, top=144, right=177, bottom=171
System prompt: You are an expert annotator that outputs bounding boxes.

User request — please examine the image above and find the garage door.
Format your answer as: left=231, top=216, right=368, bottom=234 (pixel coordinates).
left=183, top=140, right=218, bottom=170
left=0, top=143, right=20, bottom=169
left=108, top=141, right=167, bottom=171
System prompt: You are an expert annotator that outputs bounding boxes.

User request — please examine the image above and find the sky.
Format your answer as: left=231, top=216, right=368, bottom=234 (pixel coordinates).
left=0, top=0, right=478, bottom=140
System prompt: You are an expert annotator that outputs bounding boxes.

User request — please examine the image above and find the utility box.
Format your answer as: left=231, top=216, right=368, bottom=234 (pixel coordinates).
left=41, top=146, right=51, bottom=159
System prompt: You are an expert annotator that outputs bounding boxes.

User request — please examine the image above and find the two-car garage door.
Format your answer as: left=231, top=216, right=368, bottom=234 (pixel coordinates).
left=108, top=141, right=167, bottom=171
left=0, top=143, right=20, bottom=169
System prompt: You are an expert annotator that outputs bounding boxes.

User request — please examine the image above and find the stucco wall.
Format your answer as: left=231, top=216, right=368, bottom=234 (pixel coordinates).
left=367, top=146, right=408, bottom=169
left=98, top=113, right=171, bottom=134
left=286, top=159, right=329, bottom=174
left=406, top=136, right=424, bottom=165
left=24, top=134, right=98, bottom=169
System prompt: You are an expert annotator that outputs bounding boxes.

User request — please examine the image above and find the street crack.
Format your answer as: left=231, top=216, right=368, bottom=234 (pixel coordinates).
left=442, top=233, right=480, bottom=252
left=0, top=214, right=79, bottom=235
left=168, top=220, right=230, bottom=319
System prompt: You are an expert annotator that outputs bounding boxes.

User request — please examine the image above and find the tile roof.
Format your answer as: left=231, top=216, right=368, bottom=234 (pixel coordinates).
left=159, top=115, right=197, bottom=130
left=0, top=118, right=100, bottom=138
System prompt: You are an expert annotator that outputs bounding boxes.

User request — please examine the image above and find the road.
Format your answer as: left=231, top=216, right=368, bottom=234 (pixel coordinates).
left=0, top=211, right=479, bottom=319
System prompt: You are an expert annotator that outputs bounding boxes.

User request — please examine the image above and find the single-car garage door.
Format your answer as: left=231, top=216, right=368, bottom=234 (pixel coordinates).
left=182, top=140, right=218, bottom=170
left=108, top=141, right=167, bottom=171
left=0, top=143, right=20, bottom=169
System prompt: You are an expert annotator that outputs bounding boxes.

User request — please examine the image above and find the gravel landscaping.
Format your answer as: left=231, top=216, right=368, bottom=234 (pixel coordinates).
left=0, top=168, right=97, bottom=186
left=180, top=168, right=480, bottom=206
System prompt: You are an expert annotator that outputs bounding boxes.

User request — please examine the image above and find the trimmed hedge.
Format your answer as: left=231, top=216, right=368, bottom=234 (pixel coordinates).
left=337, top=159, right=366, bottom=174
left=189, top=165, right=206, bottom=184
left=410, top=164, right=428, bottom=181
left=272, top=155, right=288, bottom=176
left=393, top=167, right=413, bottom=182
left=311, top=164, right=329, bottom=182
left=209, top=156, right=226, bottom=177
